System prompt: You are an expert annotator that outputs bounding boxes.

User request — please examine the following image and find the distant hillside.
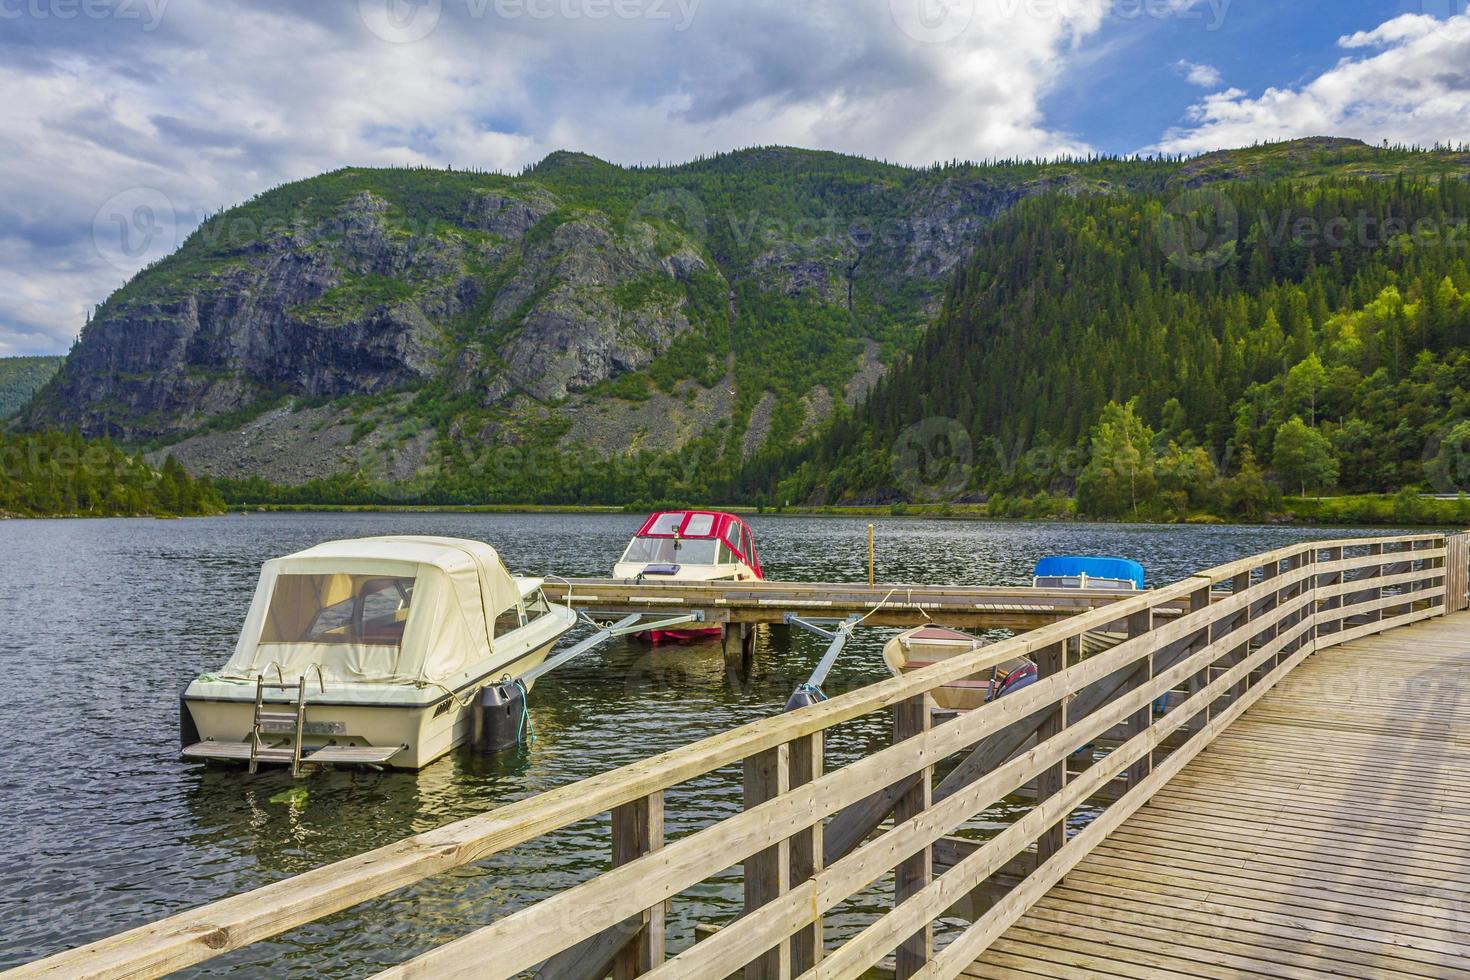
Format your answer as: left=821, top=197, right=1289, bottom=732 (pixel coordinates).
left=18, top=137, right=1470, bottom=508
left=0, top=357, right=62, bottom=418
left=17, top=146, right=1173, bottom=497
left=757, top=144, right=1470, bottom=518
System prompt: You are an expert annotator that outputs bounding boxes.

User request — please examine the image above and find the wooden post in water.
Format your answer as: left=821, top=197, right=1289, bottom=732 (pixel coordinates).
left=723, top=623, right=755, bottom=675
left=868, top=524, right=876, bottom=589
left=893, top=694, right=932, bottom=978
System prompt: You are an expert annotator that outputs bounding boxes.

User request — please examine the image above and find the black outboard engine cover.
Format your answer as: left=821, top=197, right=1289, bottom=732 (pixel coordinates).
left=473, top=682, right=526, bottom=754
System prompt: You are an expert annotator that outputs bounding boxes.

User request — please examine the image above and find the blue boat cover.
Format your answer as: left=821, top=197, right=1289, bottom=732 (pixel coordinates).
left=1033, top=556, right=1145, bottom=590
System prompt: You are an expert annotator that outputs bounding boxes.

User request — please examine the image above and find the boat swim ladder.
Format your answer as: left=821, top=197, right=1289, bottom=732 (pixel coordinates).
left=249, top=667, right=324, bottom=777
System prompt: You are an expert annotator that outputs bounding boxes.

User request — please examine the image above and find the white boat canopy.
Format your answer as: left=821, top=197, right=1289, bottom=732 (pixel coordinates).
left=219, top=536, right=528, bottom=685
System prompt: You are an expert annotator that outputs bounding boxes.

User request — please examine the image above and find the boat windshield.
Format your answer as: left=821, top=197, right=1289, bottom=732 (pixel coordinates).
left=621, top=536, right=721, bottom=565
left=1034, top=576, right=1135, bottom=590
left=261, top=574, right=416, bottom=647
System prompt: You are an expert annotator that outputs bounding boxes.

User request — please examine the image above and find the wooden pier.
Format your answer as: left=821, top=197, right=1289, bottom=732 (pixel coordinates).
left=9, top=532, right=1469, bottom=980
left=967, top=612, right=1470, bottom=979
left=542, top=578, right=1189, bottom=671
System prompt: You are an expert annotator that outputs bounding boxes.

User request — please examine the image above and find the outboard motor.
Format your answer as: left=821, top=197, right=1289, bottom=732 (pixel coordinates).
left=987, top=662, right=1039, bottom=704
left=473, top=681, right=527, bottom=754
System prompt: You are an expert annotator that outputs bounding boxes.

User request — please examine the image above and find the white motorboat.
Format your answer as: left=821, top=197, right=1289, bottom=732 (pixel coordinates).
left=181, top=536, right=575, bottom=771
left=613, top=510, right=764, bottom=642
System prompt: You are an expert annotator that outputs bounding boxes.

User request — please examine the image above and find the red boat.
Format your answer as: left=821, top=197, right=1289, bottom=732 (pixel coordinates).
left=613, top=511, right=764, bottom=642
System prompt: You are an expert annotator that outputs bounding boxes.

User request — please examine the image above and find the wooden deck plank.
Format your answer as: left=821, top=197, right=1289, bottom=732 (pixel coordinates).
left=970, top=611, right=1470, bottom=979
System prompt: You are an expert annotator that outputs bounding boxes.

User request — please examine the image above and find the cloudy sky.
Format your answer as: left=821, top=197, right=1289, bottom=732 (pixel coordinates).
left=3, top=0, right=1469, bottom=355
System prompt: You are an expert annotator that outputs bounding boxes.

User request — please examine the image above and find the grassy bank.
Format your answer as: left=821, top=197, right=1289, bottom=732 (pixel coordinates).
left=1282, top=492, right=1470, bottom=527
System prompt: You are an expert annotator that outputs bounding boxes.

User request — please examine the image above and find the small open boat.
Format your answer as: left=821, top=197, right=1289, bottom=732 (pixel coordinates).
left=181, top=536, right=576, bottom=770
left=882, top=626, right=1037, bottom=713
left=613, top=511, right=764, bottom=642
left=881, top=557, right=1146, bottom=712
left=1034, top=556, right=1145, bottom=656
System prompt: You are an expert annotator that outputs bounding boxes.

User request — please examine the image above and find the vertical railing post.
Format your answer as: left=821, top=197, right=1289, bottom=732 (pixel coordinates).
left=1229, top=571, right=1251, bottom=704
left=612, top=792, right=666, bottom=978
left=1385, top=542, right=1413, bottom=620
left=893, top=694, right=932, bottom=978
left=1035, top=641, right=1068, bottom=861
left=1123, top=610, right=1153, bottom=788
left=1366, top=541, right=1385, bottom=624
left=1253, top=559, right=1281, bottom=684
left=1318, top=545, right=1343, bottom=641
left=788, top=732, right=824, bottom=973
left=1182, top=581, right=1211, bottom=728
left=743, top=744, right=791, bottom=980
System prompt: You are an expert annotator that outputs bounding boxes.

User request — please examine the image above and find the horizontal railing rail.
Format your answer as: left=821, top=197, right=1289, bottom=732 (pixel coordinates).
left=10, top=533, right=1459, bottom=980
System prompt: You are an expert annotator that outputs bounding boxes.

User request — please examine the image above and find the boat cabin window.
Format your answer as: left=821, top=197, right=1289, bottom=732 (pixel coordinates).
left=523, top=590, right=550, bottom=625
left=262, top=574, right=415, bottom=646
left=647, top=513, right=684, bottom=535
left=622, top=536, right=721, bottom=565
left=724, top=524, right=742, bottom=554
left=494, top=590, right=549, bottom=640
left=494, top=605, right=525, bottom=638
left=622, top=536, right=679, bottom=564
left=1035, top=575, right=1134, bottom=590
left=683, top=513, right=715, bottom=536
left=718, top=541, right=738, bottom=565
left=671, top=538, right=718, bottom=564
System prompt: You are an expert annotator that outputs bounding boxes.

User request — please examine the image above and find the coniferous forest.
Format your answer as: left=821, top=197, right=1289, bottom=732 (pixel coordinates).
left=0, top=431, right=224, bottom=518
left=747, top=174, right=1470, bottom=521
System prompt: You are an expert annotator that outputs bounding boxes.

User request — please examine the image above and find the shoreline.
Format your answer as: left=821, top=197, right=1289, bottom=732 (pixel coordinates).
left=6, top=497, right=1465, bottom=530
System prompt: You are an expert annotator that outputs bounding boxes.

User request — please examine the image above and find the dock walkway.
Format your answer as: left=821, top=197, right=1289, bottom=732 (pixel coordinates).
left=968, top=613, right=1470, bottom=980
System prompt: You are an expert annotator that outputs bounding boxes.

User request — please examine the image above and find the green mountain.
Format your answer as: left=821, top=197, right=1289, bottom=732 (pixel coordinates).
left=23, top=148, right=1170, bottom=498
left=0, top=357, right=62, bottom=418
left=18, top=138, right=1470, bottom=509
left=760, top=142, right=1470, bottom=516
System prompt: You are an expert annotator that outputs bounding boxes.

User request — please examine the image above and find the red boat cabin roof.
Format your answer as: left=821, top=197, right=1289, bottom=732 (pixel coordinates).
left=635, top=510, right=747, bottom=539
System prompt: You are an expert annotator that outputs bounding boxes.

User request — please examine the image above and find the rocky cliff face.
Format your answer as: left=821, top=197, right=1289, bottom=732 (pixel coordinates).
left=23, top=148, right=1079, bottom=482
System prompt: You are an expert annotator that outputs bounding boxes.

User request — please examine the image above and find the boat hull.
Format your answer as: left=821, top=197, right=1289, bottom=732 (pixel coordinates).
left=182, top=638, right=563, bottom=771
left=642, top=626, right=723, bottom=644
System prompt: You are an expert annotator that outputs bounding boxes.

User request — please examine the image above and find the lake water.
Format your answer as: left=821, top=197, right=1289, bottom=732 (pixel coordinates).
left=0, top=514, right=1407, bottom=975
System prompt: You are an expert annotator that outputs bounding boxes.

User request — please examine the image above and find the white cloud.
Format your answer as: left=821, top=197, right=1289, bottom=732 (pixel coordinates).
left=1338, top=14, right=1443, bottom=49
left=0, top=0, right=1116, bottom=354
left=1151, top=12, right=1470, bottom=154
left=1174, top=59, right=1223, bottom=88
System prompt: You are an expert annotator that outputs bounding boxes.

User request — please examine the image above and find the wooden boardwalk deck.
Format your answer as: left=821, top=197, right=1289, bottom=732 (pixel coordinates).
left=968, top=612, right=1470, bottom=980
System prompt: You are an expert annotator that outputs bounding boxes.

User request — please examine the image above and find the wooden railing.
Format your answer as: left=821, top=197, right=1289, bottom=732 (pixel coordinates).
left=12, top=533, right=1462, bottom=980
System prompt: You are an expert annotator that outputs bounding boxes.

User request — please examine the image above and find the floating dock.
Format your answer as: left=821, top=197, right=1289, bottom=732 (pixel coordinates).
left=10, top=532, right=1467, bottom=980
